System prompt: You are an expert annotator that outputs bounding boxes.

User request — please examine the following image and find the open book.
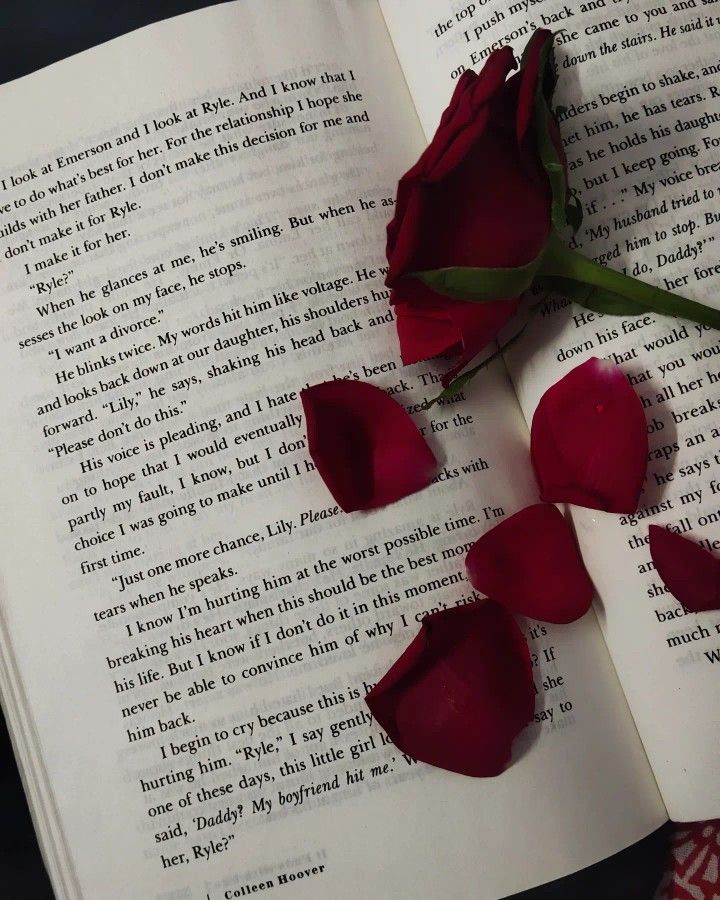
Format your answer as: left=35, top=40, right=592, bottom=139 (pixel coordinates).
left=0, top=1, right=718, bottom=897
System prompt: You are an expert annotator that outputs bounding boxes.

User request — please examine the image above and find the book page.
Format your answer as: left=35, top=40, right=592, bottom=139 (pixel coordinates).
left=0, top=2, right=664, bottom=898
left=380, top=0, right=720, bottom=820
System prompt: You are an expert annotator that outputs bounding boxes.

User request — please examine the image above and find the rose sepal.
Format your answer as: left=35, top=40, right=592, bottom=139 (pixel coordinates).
left=530, top=35, right=567, bottom=231
left=407, top=246, right=546, bottom=303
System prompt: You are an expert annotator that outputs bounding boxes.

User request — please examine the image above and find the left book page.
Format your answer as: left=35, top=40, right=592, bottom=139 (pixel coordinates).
left=0, top=2, right=663, bottom=899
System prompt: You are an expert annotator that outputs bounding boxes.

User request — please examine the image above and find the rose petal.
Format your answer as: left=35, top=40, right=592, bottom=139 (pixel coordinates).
left=386, top=47, right=517, bottom=281
left=392, top=282, right=519, bottom=384
left=423, top=48, right=521, bottom=184
left=386, top=70, right=483, bottom=283
left=402, top=118, right=550, bottom=274
left=394, top=302, right=463, bottom=364
left=300, top=380, right=437, bottom=513
left=649, top=525, right=720, bottom=613
left=385, top=45, right=549, bottom=285
left=466, top=504, right=594, bottom=624
left=366, top=601, right=534, bottom=777
left=531, top=357, right=648, bottom=513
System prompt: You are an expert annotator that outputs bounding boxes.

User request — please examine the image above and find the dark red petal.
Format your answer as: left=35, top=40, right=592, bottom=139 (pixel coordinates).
left=400, top=69, right=479, bottom=189
left=366, top=601, right=534, bottom=777
left=423, top=47, right=518, bottom=183
left=531, top=358, right=648, bottom=513
left=386, top=187, right=428, bottom=285
left=394, top=302, right=462, bottom=365
left=439, top=69, right=477, bottom=128
left=649, top=525, right=720, bottom=613
left=386, top=70, right=480, bottom=282
left=399, top=47, right=515, bottom=192
left=301, top=380, right=437, bottom=513
left=392, top=280, right=519, bottom=381
left=406, top=120, right=550, bottom=273
left=466, top=504, right=594, bottom=624
left=423, top=106, right=492, bottom=184
left=386, top=47, right=536, bottom=287
left=470, top=46, right=518, bottom=105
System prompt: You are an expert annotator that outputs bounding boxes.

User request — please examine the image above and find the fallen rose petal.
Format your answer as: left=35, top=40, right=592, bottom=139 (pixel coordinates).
left=466, top=504, right=593, bottom=624
left=515, top=29, right=550, bottom=143
left=366, top=601, right=534, bottom=777
left=531, top=357, right=648, bottom=513
left=300, top=380, right=437, bottom=513
left=649, top=525, right=720, bottom=613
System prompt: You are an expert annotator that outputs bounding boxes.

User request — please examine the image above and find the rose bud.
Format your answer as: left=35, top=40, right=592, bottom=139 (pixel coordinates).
left=366, top=601, right=535, bottom=777
left=300, top=379, right=437, bottom=513
left=386, top=30, right=563, bottom=385
left=531, top=357, right=648, bottom=514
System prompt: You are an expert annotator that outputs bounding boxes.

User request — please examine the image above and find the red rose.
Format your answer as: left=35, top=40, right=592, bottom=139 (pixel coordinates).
left=386, top=30, right=564, bottom=385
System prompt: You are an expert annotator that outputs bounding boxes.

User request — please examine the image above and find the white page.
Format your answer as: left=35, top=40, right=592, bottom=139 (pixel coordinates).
left=0, top=2, right=664, bottom=898
left=380, top=0, right=720, bottom=820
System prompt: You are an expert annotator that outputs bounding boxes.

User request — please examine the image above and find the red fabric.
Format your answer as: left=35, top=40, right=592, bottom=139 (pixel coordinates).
left=466, top=504, right=594, bottom=624
left=531, top=357, right=648, bottom=514
left=650, top=526, right=720, bottom=612
left=300, top=380, right=437, bottom=513
left=365, top=602, right=534, bottom=777
left=656, top=821, right=720, bottom=899
left=385, top=31, right=558, bottom=385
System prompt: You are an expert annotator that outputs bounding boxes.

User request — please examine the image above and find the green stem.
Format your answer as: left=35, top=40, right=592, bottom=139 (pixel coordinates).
left=540, top=233, right=720, bottom=328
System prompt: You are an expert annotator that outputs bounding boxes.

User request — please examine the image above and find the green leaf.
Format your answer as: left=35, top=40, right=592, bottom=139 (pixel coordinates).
left=539, top=276, right=647, bottom=315
left=410, top=246, right=546, bottom=303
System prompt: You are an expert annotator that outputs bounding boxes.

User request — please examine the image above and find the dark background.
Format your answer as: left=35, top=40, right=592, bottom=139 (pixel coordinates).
left=0, top=3, right=669, bottom=897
